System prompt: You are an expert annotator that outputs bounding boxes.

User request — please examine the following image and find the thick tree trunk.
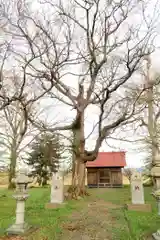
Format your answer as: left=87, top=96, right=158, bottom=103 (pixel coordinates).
left=68, top=85, right=90, bottom=199
left=8, top=168, right=16, bottom=189
left=42, top=178, right=47, bottom=186
left=69, top=125, right=89, bottom=197
left=8, top=149, right=17, bottom=189
left=69, top=157, right=87, bottom=199
left=78, top=160, right=86, bottom=195
left=69, top=105, right=88, bottom=198
left=37, top=177, right=42, bottom=186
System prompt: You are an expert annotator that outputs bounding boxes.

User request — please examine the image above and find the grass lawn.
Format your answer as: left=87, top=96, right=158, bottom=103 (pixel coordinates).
left=0, top=186, right=159, bottom=240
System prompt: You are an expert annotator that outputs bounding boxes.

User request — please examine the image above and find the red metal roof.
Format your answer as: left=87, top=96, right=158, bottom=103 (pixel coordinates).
left=86, top=152, right=126, bottom=168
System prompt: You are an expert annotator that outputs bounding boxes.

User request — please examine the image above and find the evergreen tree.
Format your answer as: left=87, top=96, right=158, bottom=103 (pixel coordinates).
left=26, top=133, right=61, bottom=186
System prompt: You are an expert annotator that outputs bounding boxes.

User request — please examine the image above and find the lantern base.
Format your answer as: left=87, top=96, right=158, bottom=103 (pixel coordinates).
left=6, top=222, right=31, bottom=235
left=153, top=230, right=160, bottom=240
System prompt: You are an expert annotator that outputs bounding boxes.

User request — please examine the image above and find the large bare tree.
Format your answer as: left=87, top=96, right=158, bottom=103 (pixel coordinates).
left=1, top=0, right=157, bottom=196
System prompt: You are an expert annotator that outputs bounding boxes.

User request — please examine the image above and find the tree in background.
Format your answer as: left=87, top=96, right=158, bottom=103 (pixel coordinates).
left=0, top=148, right=8, bottom=171
left=138, top=57, right=160, bottom=188
left=26, top=133, right=61, bottom=186
left=127, top=57, right=160, bottom=187
left=0, top=77, right=39, bottom=189
left=123, top=168, right=134, bottom=183
left=108, top=57, right=160, bottom=187
left=0, top=63, right=58, bottom=188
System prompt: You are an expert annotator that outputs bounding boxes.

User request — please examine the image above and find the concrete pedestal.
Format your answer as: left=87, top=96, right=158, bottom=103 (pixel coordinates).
left=126, top=203, right=152, bottom=212
left=45, top=202, right=66, bottom=209
left=153, top=230, right=160, bottom=240
left=16, top=200, right=25, bottom=225
left=7, top=223, right=31, bottom=235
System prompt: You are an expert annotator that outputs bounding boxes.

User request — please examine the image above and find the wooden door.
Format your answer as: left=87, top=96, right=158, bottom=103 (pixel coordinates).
left=87, top=171, right=97, bottom=185
left=99, top=169, right=111, bottom=184
left=111, top=171, right=122, bottom=185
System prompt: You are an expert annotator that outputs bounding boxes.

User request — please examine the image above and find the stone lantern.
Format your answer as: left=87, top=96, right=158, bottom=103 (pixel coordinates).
left=6, top=168, right=31, bottom=235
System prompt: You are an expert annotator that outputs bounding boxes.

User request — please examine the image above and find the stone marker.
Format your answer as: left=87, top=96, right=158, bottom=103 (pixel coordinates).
left=126, top=171, right=151, bottom=212
left=46, top=171, right=64, bottom=209
left=6, top=168, right=31, bottom=235
left=131, top=171, right=144, bottom=204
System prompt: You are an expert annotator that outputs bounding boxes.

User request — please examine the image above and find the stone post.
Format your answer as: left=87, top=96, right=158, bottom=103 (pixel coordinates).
left=126, top=171, right=151, bottom=212
left=46, top=171, right=64, bottom=209
left=6, top=168, right=31, bottom=235
left=16, top=197, right=25, bottom=225
left=131, top=171, right=145, bottom=205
